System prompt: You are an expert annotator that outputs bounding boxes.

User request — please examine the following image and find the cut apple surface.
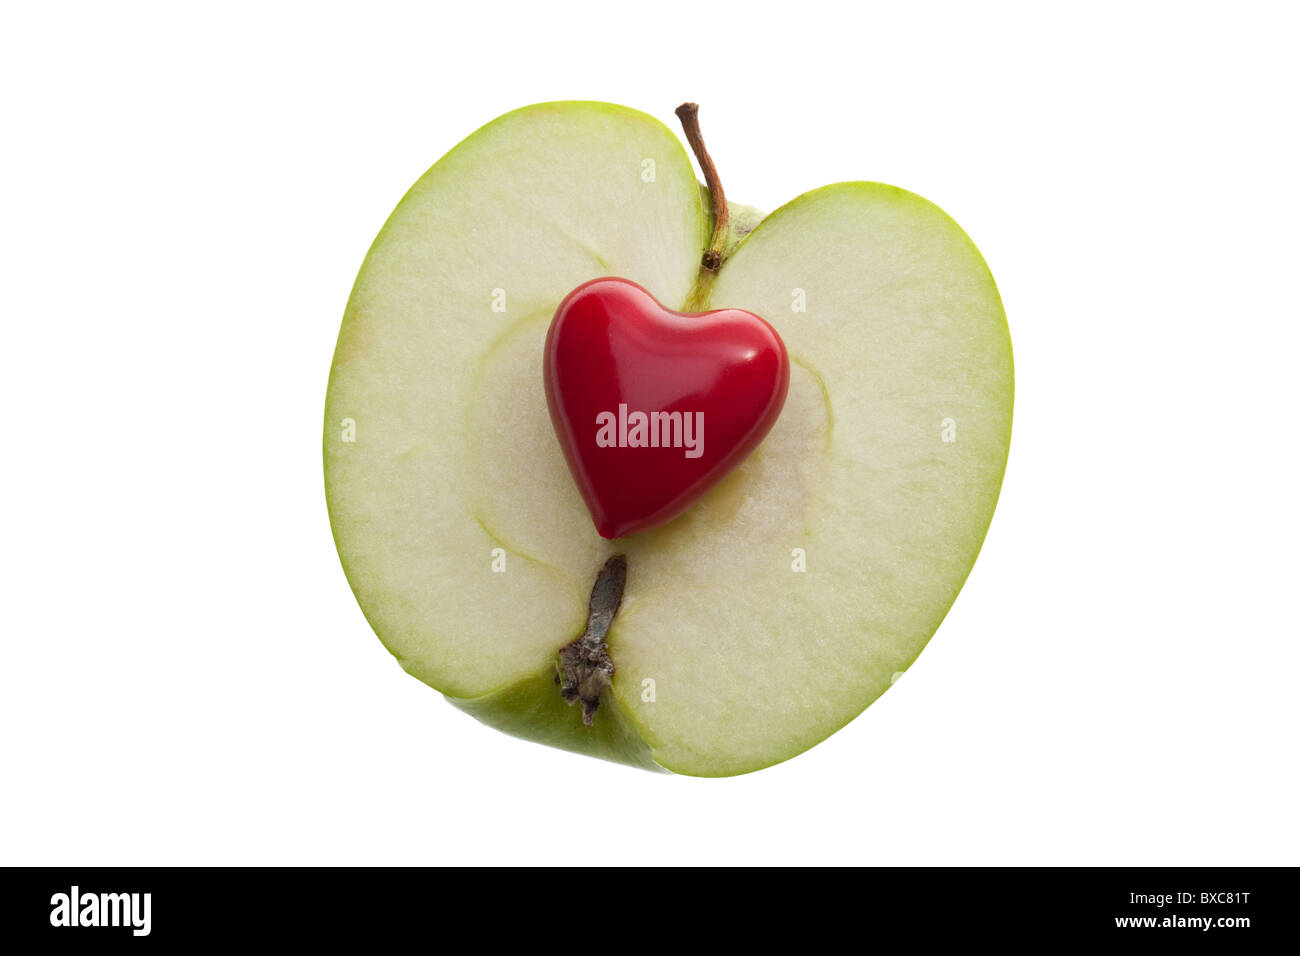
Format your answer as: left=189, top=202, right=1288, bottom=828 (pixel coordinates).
left=324, top=101, right=1013, bottom=776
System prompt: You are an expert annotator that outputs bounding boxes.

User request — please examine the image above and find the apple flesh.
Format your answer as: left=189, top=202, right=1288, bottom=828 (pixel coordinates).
left=324, top=102, right=1012, bottom=776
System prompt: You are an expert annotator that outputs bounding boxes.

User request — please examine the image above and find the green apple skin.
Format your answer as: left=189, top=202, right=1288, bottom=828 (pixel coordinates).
left=448, top=667, right=663, bottom=772
left=324, top=102, right=1012, bottom=776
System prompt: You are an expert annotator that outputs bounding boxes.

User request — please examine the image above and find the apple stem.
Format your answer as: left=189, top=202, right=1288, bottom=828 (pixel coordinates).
left=557, top=554, right=627, bottom=726
left=676, top=102, right=730, bottom=273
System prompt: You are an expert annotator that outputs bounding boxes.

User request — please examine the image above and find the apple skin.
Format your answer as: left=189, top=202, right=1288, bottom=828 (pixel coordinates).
left=544, top=277, right=790, bottom=539
left=325, top=102, right=1012, bottom=777
left=447, top=664, right=663, bottom=771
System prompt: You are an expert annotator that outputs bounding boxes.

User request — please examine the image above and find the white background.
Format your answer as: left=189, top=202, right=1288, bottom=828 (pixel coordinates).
left=2, top=2, right=1297, bottom=866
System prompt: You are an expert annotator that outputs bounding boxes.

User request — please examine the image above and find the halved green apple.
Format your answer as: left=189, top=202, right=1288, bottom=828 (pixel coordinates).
left=324, top=101, right=1013, bottom=776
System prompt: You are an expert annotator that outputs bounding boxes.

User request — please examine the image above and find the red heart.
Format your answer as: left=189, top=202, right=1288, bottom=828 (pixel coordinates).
left=544, top=277, right=790, bottom=539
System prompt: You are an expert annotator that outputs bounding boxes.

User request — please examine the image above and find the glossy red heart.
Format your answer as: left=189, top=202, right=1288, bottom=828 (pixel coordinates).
left=544, top=277, right=789, bottom=539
